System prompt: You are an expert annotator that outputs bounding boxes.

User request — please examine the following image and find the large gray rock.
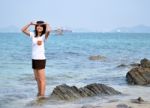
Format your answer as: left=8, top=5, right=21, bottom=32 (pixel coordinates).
left=126, top=58, right=150, bottom=85
left=50, top=83, right=121, bottom=100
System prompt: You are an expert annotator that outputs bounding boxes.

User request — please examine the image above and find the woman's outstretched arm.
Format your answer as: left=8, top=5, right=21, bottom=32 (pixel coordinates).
left=45, top=23, right=51, bottom=40
left=21, top=22, right=35, bottom=36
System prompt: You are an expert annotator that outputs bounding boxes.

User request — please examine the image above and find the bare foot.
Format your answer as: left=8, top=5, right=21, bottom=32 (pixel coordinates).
left=37, top=96, right=46, bottom=100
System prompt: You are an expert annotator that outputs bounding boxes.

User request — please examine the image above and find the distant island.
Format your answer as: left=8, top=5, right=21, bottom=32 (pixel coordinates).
left=111, top=25, right=150, bottom=33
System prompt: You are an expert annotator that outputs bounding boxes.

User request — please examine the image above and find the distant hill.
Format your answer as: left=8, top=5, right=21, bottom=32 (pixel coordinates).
left=111, top=25, right=150, bottom=33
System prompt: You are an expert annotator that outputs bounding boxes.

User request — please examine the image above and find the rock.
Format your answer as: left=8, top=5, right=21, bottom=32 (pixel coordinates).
left=126, top=58, right=150, bottom=85
left=81, top=105, right=101, bottom=108
left=130, top=97, right=144, bottom=104
left=140, top=58, right=150, bottom=68
left=137, top=97, right=144, bottom=102
left=116, top=63, right=140, bottom=68
left=50, top=83, right=121, bottom=100
left=116, top=104, right=129, bottom=108
left=130, top=63, right=140, bottom=67
left=117, top=64, right=127, bottom=68
left=89, top=55, right=106, bottom=61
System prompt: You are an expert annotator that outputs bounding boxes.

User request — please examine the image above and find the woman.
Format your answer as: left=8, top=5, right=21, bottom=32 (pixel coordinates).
left=21, top=21, right=51, bottom=98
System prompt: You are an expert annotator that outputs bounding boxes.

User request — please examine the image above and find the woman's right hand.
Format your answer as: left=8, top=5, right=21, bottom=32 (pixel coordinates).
left=30, top=21, right=36, bottom=25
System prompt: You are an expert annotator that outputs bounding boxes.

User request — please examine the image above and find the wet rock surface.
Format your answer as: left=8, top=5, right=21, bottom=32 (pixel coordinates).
left=126, top=58, right=150, bottom=85
left=50, top=83, right=121, bottom=100
left=81, top=105, right=101, bottom=108
left=89, top=55, right=106, bottom=61
left=116, top=104, right=130, bottom=108
left=116, top=63, right=140, bottom=68
left=130, top=97, right=144, bottom=104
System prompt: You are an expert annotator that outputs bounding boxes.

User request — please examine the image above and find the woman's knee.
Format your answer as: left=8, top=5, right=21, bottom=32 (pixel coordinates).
left=37, top=69, right=46, bottom=81
left=38, top=76, right=45, bottom=81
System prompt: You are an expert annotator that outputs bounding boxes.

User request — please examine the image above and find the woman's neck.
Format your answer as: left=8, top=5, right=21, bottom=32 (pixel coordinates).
left=37, top=32, right=42, bottom=36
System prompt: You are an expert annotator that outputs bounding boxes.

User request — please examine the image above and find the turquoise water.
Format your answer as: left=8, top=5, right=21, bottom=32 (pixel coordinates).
left=0, top=32, right=150, bottom=108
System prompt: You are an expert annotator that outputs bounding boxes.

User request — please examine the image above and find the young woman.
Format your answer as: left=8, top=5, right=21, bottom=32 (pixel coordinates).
left=21, top=21, right=51, bottom=98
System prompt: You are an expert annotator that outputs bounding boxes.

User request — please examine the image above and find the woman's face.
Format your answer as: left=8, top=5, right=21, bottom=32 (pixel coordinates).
left=36, top=25, right=43, bottom=33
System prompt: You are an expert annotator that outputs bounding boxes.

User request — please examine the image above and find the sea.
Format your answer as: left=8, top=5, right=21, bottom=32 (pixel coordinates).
left=0, top=32, right=150, bottom=108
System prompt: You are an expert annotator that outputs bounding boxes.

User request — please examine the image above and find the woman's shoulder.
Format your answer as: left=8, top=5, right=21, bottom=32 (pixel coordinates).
left=41, top=33, right=46, bottom=39
left=30, top=31, right=35, bottom=38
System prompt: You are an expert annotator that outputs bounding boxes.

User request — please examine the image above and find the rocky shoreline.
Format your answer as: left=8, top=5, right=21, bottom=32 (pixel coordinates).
left=48, top=58, right=150, bottom=100
left=29, top=58, right=150, bottom=108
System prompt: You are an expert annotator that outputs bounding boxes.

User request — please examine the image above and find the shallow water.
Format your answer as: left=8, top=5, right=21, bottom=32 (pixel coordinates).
left=0, top=32, right=150, bottom=108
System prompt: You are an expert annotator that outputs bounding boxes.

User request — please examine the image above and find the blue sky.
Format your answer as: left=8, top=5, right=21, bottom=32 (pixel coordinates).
left=0, top=0, right=150, bottom=32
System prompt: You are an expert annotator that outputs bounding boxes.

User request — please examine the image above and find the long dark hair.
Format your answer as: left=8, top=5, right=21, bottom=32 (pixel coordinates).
left=35, top=21, right=46, bottom=37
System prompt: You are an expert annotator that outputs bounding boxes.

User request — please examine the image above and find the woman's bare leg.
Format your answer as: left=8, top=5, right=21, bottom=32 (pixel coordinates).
left=34, top=69, right=38, bottom=80
left=37, top=69, right=46, bottom=96
left=33, top=69, right=40, bottom=96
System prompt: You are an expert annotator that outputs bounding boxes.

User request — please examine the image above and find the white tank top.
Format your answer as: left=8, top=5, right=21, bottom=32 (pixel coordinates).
left=30, top=32, right=46, bottom=60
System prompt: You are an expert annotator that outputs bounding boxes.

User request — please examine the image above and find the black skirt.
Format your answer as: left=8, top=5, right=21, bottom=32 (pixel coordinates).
left=32, top=59, right=46, bottom=69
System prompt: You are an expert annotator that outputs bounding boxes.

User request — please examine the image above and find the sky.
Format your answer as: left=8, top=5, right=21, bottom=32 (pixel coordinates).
left=0, top=0, right=150, bottom=32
